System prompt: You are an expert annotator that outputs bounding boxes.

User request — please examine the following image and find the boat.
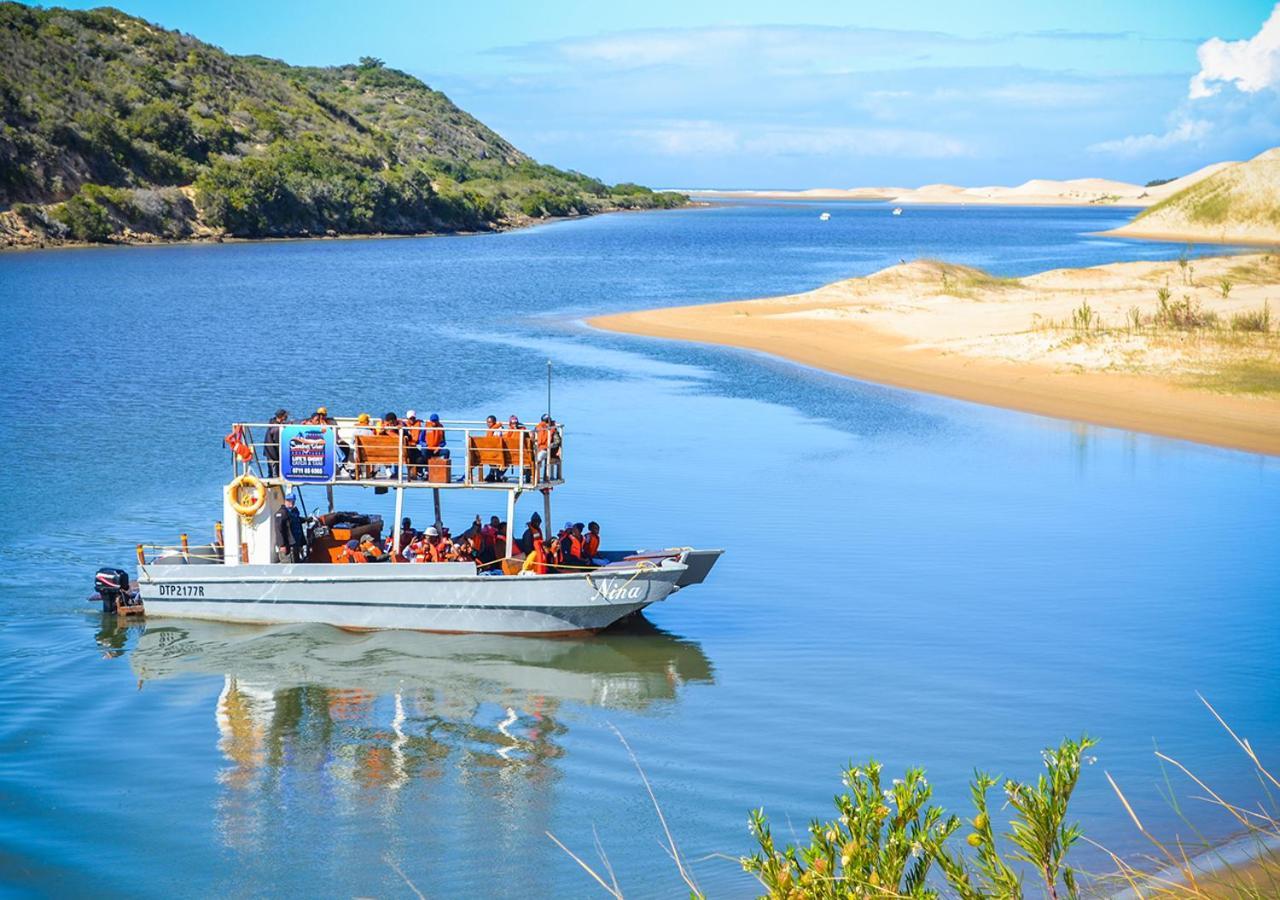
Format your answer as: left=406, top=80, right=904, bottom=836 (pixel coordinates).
left=103, top=416, right=722, bottom=635
left=892, top=207, right=903, bottom=216
left=819, top=211, right=831, bottom=221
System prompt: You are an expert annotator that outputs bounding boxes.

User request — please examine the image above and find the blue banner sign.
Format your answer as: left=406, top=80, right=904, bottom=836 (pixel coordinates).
left=281, top=424, right=335, bottom=483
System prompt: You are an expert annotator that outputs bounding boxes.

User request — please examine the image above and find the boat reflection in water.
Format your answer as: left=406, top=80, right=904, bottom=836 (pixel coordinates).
left=125, top=616, right=713, bottom=851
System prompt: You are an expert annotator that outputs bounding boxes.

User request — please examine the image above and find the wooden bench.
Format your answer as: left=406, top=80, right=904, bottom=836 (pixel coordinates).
left=467, top=435, right=506, bottom=481
left=467, top=432, right=535, bottom=482
left=353, top=434, right=406, bottom=479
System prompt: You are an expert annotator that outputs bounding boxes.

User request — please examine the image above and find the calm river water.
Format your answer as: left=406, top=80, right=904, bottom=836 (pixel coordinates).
left=1, top=202, right=1277, bottom=897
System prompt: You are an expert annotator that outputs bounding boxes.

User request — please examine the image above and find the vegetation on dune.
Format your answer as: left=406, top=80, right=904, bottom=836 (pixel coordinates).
left=1132, top=150, right=1280, bottom=235
left=0, top=3, right=685, bottom=246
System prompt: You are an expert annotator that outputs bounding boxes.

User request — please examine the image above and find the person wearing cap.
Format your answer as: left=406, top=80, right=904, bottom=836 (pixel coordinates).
left=401, top=410, right=427, bottom=476
left=358, top=533, right=386, bottom=562
left=303, top=407, right=335, bottom=425
left=263, top=408, right=289, bottom=478
left=273, top=493, right=306, bottom=563
left=422, top=413, right=450, bottom=462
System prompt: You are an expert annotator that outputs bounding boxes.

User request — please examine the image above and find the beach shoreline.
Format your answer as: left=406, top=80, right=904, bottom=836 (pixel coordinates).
left=590, top=256, right=1280, bottom=457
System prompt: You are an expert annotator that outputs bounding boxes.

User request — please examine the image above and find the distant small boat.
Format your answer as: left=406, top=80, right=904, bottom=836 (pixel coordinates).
left=892, top=208, right=903, bottom=216
left=819, top=212, right=831, bottom=221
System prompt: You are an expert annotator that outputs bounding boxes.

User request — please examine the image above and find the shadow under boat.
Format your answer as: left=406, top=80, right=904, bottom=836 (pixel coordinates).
left=127, top=614, right=714, bottom=710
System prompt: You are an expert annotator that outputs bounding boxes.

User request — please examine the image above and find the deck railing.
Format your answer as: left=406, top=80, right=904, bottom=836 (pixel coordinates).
left=230, top=419, right=564, bottom=490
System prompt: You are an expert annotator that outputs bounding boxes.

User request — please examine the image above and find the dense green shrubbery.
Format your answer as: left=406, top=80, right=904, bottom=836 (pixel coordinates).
left=0, top=3, right=687, bottom=243
left=52, top=190, right=112, bottom=241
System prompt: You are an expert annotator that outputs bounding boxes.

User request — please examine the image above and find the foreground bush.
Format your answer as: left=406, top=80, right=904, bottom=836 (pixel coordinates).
left=742, top=737, right=1097, bottom=899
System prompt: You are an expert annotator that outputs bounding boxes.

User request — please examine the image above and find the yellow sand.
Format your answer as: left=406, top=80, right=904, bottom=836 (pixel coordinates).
left=591, top=255, right=1280, bottom=456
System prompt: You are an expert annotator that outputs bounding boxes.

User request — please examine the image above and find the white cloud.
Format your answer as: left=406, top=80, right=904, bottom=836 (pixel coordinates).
left=1088, top=117, right=1211, bottom=156
left=1189, top=4, right=1280, bottom=98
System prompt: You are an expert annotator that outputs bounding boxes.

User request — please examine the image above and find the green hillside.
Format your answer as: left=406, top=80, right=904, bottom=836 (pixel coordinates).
left=0, top=3, right=684, bottom=246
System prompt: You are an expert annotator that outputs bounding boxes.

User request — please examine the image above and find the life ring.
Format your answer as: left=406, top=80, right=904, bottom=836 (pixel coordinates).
left=228, top=474, right=266, bottom=518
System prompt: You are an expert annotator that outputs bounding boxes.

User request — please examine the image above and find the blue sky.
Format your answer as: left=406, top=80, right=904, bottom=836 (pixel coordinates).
left=34, top=0, right=1280, bottom=187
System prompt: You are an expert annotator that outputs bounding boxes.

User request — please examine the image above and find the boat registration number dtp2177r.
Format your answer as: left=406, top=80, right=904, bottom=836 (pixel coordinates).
left=157, top=584, right=206, bottom=597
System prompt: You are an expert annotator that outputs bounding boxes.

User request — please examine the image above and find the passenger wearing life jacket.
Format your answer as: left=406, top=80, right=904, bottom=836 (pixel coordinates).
left=583, top=521, right=602, bottom=565
left=534, top=415, right=554, bottom=483
left=385, top=517, right=419, bottom=557
left=518, top=512, right=543, bottom=556
left=422, top=413, right=449, bottom=462
left=561, top=523, right=587, bottom=568
left=376, top=411, right=400, bottom=435
left=482, top=515, right=506, bottom=562
left=358, top=534, right=386, bottom=562
left=484, top=415, right=506, bottom=482
left=410, top=526, right=449, bottom=563
left=521, top=535, right=549, bottom=574
left=547, top=416, right=562, bottom=480
left=340, top=539, right=366, bottom=563
left=402, top=410, right=427, bottom=476
left=449, top=534, right=477, bottom=563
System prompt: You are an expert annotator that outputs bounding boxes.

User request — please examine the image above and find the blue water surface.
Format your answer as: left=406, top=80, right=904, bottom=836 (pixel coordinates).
left=0, top=201, right=1276, bottom=898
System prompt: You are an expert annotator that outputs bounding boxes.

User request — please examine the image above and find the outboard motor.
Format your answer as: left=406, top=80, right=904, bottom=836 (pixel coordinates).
left=94, top=567, right=131, bottom=613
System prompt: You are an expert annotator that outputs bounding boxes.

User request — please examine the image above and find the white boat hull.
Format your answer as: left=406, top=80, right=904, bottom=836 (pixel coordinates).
left=136, top=561, right=691, bottom=634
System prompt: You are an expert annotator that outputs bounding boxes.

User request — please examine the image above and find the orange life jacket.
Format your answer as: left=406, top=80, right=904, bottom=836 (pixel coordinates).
left=342, top=546, right=366, bottom=564
left=418, top=539, right=446, bottom=563
left=535, top=422, right=551, bottom=449
left=424, top=423, right=445, bottom=449
left=528, top=539, right=549, bottom=574
left=565, top=533, right=584, bottom=561
left=223, top=425, right=254, bottom=462
left=405, top=421, right=424, bottom=444
left=363, top=544, right=385, bottom=561
left=583, top=533, right=600, bottom=559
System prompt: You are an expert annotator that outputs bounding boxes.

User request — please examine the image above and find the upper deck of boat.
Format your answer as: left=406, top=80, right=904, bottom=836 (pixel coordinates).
left=235, top=418, right=564, bottom=493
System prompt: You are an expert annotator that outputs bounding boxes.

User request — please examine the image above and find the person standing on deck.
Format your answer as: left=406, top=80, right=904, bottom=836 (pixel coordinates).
left=534, top=415, right=553, bottom=483
left=402, top=411, right=427, bottom=476
left=274, top=493, right=305, bottom=563
left=489, top=516, right=507, bottom=560
left=263, top=408, right=289, bottom=478
left=548, top=417, right=562, bottom=480
left=518, top=512, right=543, bottom=556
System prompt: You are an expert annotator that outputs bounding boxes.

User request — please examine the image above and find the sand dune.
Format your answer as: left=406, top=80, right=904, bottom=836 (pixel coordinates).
left=1107, top=148, right=1280, bottom=245
left=592, top=255, right=1280, bottom=455
left=685, top=159, right=1238, bottom=208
